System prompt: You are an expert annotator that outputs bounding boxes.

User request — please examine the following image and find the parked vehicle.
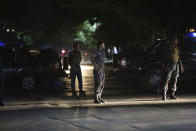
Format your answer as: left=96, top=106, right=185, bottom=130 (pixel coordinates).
left=0, top=44, right=66, bottom=90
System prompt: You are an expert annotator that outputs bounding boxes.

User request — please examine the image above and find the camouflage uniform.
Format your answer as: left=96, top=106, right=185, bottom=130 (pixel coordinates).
left=90, top=49, right=105, bottom=101
left=162, top=44, right=182, bottom=100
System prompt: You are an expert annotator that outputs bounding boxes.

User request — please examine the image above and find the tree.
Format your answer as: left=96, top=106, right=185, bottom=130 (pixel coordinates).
left=1, top=0, right=196, bottom=50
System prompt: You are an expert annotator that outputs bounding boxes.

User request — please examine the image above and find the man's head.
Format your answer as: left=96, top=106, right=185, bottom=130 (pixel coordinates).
left=73, top=42, right=79, bottom=50
left=97, top=40, right=105, bottom=50
left=170, top=35, right=178, bottom=46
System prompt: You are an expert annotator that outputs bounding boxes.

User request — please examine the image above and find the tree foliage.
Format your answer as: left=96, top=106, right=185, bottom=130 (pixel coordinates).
left=1, top=0, right=196, bottom=50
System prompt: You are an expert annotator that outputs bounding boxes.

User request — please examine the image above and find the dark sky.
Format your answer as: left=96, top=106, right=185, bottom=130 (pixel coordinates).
left=1, top=0, right=196, bottom=30
left=1, top=0, right=196, bottom=46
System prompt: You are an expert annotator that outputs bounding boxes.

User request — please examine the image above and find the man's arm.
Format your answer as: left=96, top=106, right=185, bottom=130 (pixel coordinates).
left=90, top=51, right=99, bottom=69
left=178, top=57, right=184, bottom=73
left=90, top=51, right=96, bottom=65
left=178, top=47, right=183, bottom=67
left=78, top=51, right=82, bottom=63
left=178, top=57, right=183, bottom=67
left=178, top=47, right=184, bottom=73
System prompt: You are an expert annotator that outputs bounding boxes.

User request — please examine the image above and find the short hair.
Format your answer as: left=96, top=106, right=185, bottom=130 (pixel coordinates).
left=168, top=34, right=178, bottom=41
left=97, top=40, right=104, bottom=48
left=73, top=42, right=79, bottom=47
left=171, top=35, right=178, bottom=41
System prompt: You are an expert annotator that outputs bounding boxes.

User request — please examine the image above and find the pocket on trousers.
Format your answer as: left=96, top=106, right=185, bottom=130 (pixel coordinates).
left=166, top=64, right=174, bottom=73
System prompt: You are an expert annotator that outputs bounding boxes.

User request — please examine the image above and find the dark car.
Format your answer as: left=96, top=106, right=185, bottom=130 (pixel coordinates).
left=0, top=45, right=66, bottom=90
left=129, top=38, right=196, bottom=91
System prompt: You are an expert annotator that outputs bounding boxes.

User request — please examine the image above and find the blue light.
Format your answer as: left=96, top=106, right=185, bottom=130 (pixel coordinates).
left=193, top=33, right=196, bottom=37
left=185, top=32, right=196, bottom=38
left=0, top=42, right=5, bottom=47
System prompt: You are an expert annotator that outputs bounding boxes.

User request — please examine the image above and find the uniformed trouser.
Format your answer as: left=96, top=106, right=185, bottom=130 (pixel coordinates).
left=93, top=68, right=105, bottom=99
left=70, top=65, right=83, bottom=92
left=162, top=63, right=179, bottom=96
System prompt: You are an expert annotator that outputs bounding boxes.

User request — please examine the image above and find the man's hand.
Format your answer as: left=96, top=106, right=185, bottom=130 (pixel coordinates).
left=181, top=66, right=184, bottom=73
left=94, top=64, right=100, bottom=70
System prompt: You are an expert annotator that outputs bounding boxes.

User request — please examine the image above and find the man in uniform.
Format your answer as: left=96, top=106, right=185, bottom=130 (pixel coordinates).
left=90, top=40, right=106, bottom=104
left=68, top=43, right=86, bottom=96
left=162, top=36, right=184, bottom=101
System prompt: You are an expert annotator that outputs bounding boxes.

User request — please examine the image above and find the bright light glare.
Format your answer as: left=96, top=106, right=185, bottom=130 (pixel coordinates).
left=65, top=70, right=70, bottom=74
left=62, top=49, right=66, bottom=54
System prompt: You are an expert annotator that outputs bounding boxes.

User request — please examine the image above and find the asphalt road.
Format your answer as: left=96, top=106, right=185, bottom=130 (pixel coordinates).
left=1, top=65, right=196, bottom=131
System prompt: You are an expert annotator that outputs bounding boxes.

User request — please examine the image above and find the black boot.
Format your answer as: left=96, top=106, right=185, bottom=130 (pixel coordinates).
left=162, top=94, right=167, bottom=101
left=72, top=91, right=77, bottom=96
left=94, top=96, right=101, bottom=104
left=79, top=90, right=86, bottom=95
left=98, top=96, right=106, bottom=103
left=170, top=94, right=178, bottom=100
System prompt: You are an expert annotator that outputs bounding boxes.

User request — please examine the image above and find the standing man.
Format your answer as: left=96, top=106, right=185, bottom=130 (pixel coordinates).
left=90, top=40, right=106, bottom=104
left=162, top=36, right=184, bottom=101
left=68, top=43, right=86, bottom=96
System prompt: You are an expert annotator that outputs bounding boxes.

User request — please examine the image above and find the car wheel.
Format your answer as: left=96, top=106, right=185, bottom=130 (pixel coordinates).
left=22, top=76, right=36, bottom=90
left=140, top=69, right=163, bottom=92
